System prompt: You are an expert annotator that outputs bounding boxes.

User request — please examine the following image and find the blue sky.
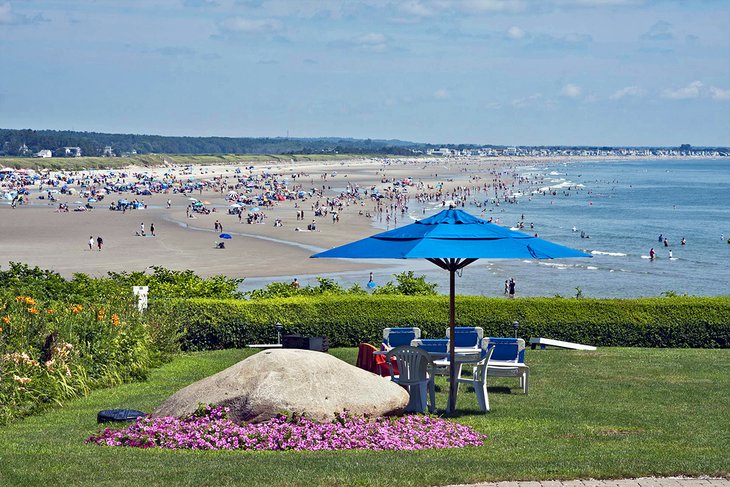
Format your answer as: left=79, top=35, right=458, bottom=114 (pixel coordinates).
left=1, top=0, right=728, bottom=146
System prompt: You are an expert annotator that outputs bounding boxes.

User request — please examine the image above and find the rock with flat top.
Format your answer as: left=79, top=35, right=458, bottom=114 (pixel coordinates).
left=154, top=349, right=409, bottom=423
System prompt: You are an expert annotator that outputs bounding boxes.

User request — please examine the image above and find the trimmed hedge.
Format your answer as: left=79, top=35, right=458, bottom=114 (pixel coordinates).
left=151, top=296, right=730, bottom=350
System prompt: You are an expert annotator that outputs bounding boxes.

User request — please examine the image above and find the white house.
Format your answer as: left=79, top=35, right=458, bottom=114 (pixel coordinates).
left=34, top=149, right=52, bottom=158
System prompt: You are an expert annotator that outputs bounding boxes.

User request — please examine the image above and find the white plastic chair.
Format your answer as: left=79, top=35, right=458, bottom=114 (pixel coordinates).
left=456, top=342, right=496, bottom=412
left=487, top=337, right=529, bottom=394
left=410, top=338, right=450, bottom=377
left=385, top=345, right=436, bottom=413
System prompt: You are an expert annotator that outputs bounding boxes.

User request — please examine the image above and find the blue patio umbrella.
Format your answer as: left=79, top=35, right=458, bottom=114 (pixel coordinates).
left=312, top=208, right=590, bottom=412
left=219, top=233, right=232, bottom=239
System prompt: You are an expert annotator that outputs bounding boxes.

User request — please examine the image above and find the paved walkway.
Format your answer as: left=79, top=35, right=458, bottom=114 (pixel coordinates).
left=446, top=477, right=730, bottom=487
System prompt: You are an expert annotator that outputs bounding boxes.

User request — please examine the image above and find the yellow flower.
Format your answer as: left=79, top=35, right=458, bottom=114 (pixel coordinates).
left=0, top=326, right=3, bottom=333
left=13, top=375, right=32, bottom=385
left=28, top=307, right=39, bottom=314
left=24, top=297, right=36, bottom=305
left=1, top=315, right=10, bottom=324
left=46, top=308, right=55, bottom=314
left=15, top=296, right=24, bottom=302
left=71, top=304, right=83, bottom=314
left=111, top=313, right=121, bottom=326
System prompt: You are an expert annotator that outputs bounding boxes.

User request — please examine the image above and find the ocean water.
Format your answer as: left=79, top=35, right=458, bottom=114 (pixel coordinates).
left=242, top=158, right=730, bottom=298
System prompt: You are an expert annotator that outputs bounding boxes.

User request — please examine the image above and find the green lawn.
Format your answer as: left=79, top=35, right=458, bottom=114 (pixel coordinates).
left=1, top=347, right=728, bottom=486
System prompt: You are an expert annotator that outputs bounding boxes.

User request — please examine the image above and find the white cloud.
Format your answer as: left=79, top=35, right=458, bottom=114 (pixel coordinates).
left=219, top=17, right=283, bottom=34
left=709, top=86, right=730, bottom=101
left=0, top=2, right=11, bottom=24
left=554, top=0, right=643, bottom=6
left=460, top=0, right=526, bottom=12
left=561, top=84, right=582, bottom=98
left=0, top=1, right=47, bottom=25
left=609, top=85, right=646, bottom=100
left=661, top=80, right=703, bottom=100
left=512, top=93, right=545, bottom=108
left=506, top=26, right=526, bottom=40
left=399, top=0, right=435, bottom=17
left=355, top=32, right=387, bottom=45
left=433, top=88, right=450, bottom=99
left=641, top=20, right=673, bottom=41
left=353, top=32, right=388, bottom=51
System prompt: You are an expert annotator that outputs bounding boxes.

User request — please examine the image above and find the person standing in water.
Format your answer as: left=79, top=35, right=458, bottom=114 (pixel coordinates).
left=649, top=248, right=656, bottom=261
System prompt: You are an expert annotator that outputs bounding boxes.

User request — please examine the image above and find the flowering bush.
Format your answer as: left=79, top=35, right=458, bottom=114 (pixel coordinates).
left=87, top=406, right=486, bottom=451
left=0, top=291, right=153, bottom=424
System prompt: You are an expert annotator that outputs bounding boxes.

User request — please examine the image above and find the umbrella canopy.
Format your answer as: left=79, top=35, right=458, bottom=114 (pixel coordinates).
left=219, top=233, right=232, bottom=239
left=312, top=208, right=590, bottom=412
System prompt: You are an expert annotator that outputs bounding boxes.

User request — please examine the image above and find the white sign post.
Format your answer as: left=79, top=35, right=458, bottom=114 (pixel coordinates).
left=132, top=286, right=149, bottom=312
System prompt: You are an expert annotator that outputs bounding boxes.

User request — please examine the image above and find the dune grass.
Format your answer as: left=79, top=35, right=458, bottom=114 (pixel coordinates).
left=0, top=153, right=380, bottom=171
left=0, top=347, right=728, bottom=486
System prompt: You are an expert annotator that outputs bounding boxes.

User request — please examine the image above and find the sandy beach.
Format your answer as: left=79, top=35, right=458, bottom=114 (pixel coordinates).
left=0, top=156, right=511, bottom=280
left=2, top=154, right=719, bottom=285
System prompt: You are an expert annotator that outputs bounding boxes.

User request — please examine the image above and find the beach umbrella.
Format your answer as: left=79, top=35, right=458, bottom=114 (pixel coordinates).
left=311, top=208, right=590, bottom=412
left=219, top=233, right=232, bottom=239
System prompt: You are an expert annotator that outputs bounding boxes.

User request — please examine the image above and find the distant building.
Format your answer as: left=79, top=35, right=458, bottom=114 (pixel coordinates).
left=427, top=147, right=454, bottom=156
left=34, top=149, right=52, bottom=158
left=103, top=146, right=114, bottom=157
left=63, top=147, right=82, bottom=157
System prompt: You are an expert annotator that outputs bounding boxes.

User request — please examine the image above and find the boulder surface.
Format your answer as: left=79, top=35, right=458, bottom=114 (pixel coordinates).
left=154, top=349, right=409, bottom=423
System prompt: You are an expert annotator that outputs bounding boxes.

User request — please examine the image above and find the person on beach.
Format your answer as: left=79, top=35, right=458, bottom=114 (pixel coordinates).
left=167, top=199, right=171, bottom=209
left=140, top=222, right=145, bottom=236
left=88, top=236, right=94, bottom=250
left=504, top=280, right=509, bottom=295
left=649, top=247, right=656, bottom=261
left=367, top=272, right=376, bottom=289
left=150, top=223, right=155, bottom=236
left=291, top=278, right=300, bottom=289
left=669, top=249, right=673, bottom=259
left=96, top=236, right=103, bottom=251
left=663, top=238, right=669, bottom=247
left=508, top=278, right=516, bottom=298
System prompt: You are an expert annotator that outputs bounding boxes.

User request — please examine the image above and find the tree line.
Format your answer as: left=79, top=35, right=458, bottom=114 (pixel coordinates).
left=0, top=128, right=424, bottom=157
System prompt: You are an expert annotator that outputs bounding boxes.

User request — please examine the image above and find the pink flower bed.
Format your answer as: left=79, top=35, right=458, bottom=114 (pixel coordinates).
left=86, top=406, right=486, bottom=451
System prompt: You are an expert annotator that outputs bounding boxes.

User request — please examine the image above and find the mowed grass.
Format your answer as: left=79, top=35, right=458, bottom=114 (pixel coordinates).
left=1, top=347, right=728, bottom=487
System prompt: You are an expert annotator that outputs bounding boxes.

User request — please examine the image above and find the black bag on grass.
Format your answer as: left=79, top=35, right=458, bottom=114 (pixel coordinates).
left=97, top=409, right=146, bottom=423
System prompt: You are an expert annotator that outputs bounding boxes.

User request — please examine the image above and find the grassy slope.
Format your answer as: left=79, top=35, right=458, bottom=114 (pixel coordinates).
left=0, top=347, right=728, bottom=487
left=0, top=153, right=383, bottom=171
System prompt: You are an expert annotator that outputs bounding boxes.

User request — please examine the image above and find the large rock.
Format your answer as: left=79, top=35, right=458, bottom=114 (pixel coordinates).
left=155, top=349, right=410, bottom=423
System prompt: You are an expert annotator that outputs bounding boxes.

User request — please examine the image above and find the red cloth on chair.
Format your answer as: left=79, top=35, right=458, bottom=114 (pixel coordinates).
left=356, top=343, right=394, bottom=377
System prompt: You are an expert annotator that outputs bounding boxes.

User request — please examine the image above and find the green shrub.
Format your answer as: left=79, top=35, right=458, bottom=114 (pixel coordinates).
left=0, top=292, right=156, bottom=424
left=151, top=295, right=730, bottom=351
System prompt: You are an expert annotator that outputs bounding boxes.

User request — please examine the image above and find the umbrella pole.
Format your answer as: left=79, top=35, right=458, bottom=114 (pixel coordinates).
left=447, top=265, right=457, bottom=413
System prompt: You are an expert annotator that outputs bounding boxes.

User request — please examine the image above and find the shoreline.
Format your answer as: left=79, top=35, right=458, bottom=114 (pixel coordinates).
left=2, top=156, right=728, bottom=296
